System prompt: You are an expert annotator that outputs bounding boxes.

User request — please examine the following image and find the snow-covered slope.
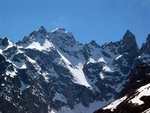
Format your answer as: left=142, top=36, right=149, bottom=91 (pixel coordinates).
left=0, top=26, right=149, bottom=113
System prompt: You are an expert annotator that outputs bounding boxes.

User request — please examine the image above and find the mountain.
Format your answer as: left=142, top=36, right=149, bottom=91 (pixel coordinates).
left=94, top=34, right=150, bottom=113
left=0, top=26, right=149, bottom=113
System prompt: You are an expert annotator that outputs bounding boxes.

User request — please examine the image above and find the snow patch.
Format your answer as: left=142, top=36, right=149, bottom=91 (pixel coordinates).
left=98, top=57, right=106, bottom=63
left=26, top=39, right=54, bottom=51
left=68, top=63, right=91, bottom=88
left=103, top=65, right=113, bottom=72
left=6, top=70, right=17, bottom=78
left=103, top=96, right=127, bottom=111
left=100, top=72, right=105, bottom=80
left=116, top=55, right=123, bottom=60
left=130, top=83, right=150, bottom=105
left=142, top=108, right=150, bottom=113
left=87, top=58, right=96, bottom=64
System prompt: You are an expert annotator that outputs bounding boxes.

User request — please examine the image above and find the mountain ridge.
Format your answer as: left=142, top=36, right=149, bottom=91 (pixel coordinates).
left=0, top=26, right=149, bottom=113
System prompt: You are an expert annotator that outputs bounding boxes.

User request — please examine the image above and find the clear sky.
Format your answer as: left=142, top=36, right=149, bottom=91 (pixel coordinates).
left=0, top=0, right=150, bottom=47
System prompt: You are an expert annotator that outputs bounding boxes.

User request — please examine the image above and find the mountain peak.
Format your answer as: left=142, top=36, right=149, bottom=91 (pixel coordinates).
left=146, top=34, right=150, bottom=43
left=39, top=26, right=47, bottom=32
left=0, top=37, right=9, bottom=46
left=123, top=30, right=135, bottom=40
left=118, top=30, right=139, bottom=57
left=36, top=26, right=47, bottom=34
left=88, top=40, right=100, bottom=48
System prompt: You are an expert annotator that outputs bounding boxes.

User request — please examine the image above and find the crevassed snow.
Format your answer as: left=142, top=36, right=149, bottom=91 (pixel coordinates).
left=130, top=83, right=150, bottom=105
left=103, top=96, right=127, bottom=111
left=53, top=92, right=67, bottom=103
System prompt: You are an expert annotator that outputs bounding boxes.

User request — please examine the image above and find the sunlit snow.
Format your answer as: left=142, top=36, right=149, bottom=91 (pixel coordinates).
left=103, top=96, right=127, bottom=111
left=130, top=83, right=150, bottom=105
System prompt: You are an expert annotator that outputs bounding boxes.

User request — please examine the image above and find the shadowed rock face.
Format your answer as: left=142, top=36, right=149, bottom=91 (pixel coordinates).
left=119, top=63, right=150, bottom=98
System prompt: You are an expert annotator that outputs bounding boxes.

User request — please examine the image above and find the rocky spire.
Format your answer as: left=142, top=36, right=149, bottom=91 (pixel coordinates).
left=2, top=37, right=9, bottom=46
left=146, top=34, right=150, bottom=43
left=38, top=26, right=47, bottom=34
left=140, top=34, right=150, bottom=54
left=118, top=30, right=139, bottom=58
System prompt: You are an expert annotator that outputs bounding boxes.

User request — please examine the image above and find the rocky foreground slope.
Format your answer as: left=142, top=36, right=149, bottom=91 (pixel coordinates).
left=94, top=63, right=150, bottom=113
left=0, top=26, right=149, bottom=113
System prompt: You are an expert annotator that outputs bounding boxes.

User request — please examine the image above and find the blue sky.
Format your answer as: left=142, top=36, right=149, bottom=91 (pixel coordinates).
left=0, top=0, right=150, bottom=47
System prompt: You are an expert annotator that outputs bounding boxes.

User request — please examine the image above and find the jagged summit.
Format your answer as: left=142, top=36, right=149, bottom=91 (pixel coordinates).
left=118, top=30, right=139, bottom=57
left=123, top=29, right=135, bottom=40
left=88, top=40, right=100, bottom=48
left=146, top=34, right=150, bottom=43
left=0, top=37, right=14, bottom=47
left=0, top=37, right=9, bottom=46
left=38, top=26, right=47, bottom=33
